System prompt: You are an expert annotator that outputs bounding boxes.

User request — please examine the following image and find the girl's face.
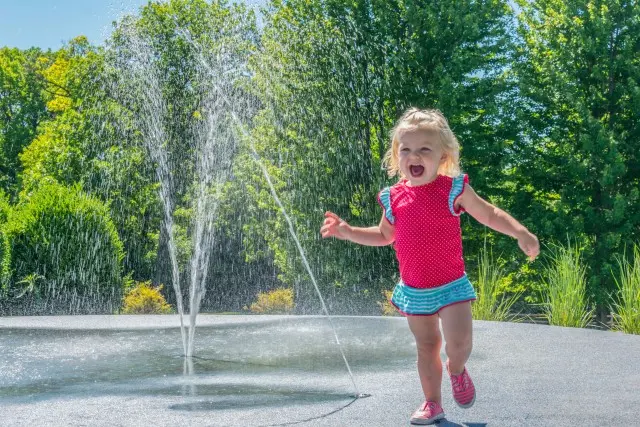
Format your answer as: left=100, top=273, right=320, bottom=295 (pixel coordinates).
left=397, top=128, right=446, bottom=186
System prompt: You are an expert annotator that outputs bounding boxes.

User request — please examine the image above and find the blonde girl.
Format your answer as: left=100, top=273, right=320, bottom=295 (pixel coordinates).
left=320, top=108, right=539, bottom=424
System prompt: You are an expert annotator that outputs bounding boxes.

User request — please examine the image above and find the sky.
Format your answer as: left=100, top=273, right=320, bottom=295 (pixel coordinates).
left=1, top=0, right=518, bottom=51
left=0, top=0, right=264, bottom=51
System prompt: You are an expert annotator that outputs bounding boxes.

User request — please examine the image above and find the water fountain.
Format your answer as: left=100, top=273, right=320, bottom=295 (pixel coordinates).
left=176, top=24, right=364, bottom=396
left=103, top=13, right=369, bottom=415
left=2, top=4, right=640, bottom=427
left=111, top=19, right=243, bottom=359
left=110, top=14, right=365, bottom=395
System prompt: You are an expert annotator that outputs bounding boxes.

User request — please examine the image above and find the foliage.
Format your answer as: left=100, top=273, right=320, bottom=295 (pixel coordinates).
left=472, top=241, right=523, bottom=322
left=18, top=37, right=102, bottom=195
left=378, top=289, right=400, bottom=317
left=610, top=245, right=640, bottom=334
left=13, top=36, right=162, bottom=284
left=198, top=178, right=283, bottom=312
left=108, top=0, right=259, bottom=301
left=122, top=281, right=173, bottom=314
left=2, top=182, right=124, bottom=314
left=13, top=273, right=45, bottom=299
left=0, top=47, right=49, bottom=198
left=243, top=0, right=518, bottom=312
left=247, top=287, right=294, bottom=314
left=542, top=240, right=595, bottom=328
left=0, top=189, right=11, bottom=296
left=0, top=0, right=639, bottom=319
left=0, top=233, right=10, bottom=298
left=514, top=0, right=640, bottom=310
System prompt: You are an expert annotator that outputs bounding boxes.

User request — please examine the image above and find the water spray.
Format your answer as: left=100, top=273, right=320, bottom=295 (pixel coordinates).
left=178, top=26, right=368, bottom=399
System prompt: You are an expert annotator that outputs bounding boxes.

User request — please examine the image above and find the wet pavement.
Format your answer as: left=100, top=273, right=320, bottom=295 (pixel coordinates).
left=1, top=315, right=638, bottom=426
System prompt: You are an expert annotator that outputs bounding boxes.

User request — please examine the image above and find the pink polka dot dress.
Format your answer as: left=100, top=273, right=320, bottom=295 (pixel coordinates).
left=377, top=173, right=477, bottom=316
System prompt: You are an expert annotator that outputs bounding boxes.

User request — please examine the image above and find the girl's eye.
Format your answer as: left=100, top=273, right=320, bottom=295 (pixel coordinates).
left=400, top=148, right=410, bottom=152
left=421, top=147, right=431, bottom=152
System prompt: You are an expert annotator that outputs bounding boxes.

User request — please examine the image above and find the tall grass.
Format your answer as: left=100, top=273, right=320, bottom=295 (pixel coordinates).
left=543, top=240, right=594, bottom=328
left=472, top=242, right=522, bottom=322
left=611, top=245, right=640, bottom=334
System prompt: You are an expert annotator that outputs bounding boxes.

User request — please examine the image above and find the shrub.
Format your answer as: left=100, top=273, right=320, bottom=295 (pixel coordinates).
left=3, top=182, right=124, bottom=314
left=378, top=289, right=400, bottom=316
left=247, top=287, right=294, bottom=314
left=0, top=232, right=11, bottom=299
left=0, top=189, right=10, bottom=223
left=472, top=242, right=522, bottom=322
left=542, top=240, right=594, bottom=328
left=0, top=191, right=12, bottom=297
left=122, top=281, right=173, bottom=314
left=610, top=245, right=640, bottom=334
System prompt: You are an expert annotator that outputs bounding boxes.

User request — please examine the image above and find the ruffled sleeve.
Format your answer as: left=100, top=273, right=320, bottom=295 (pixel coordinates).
left=448, top=173, right=469, bottom=216
left=377, top=187, right=395, bottom=225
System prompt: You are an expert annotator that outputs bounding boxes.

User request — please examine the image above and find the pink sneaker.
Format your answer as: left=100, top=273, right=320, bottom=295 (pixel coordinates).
left=447, top=359, right=476, bottom=408
left=410, top=400, right=445, bottom=425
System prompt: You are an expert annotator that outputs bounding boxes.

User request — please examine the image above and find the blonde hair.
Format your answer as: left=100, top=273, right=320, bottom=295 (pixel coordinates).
left=382, top=107, right=460, bottom=178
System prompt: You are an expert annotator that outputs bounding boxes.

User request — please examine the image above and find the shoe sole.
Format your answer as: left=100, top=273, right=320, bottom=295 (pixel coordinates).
left=410, top=412, right=445, bottom=425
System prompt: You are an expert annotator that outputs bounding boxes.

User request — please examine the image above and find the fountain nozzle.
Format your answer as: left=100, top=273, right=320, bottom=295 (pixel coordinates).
left=354, top=393, right=372, bottom=399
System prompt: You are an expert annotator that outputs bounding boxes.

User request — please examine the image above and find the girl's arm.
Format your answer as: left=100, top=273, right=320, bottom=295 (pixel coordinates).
left=456, top=184, right=540, bottom=260
left=320, top=211, right=395, bottom=246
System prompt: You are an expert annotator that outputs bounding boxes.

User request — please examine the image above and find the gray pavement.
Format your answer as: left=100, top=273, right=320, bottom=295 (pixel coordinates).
left=1, top=315, right=638, bottom=426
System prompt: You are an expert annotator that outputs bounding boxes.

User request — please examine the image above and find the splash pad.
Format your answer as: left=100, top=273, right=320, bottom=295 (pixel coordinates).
left=2, top=315, right=639, bottom=426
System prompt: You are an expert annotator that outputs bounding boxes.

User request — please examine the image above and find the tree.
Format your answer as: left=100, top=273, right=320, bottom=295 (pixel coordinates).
left=108, top=0, right=260, bottom=307
left=244, top=0, right=517, bottom=312
left=17, top=36, right=162, bottom=284
left=0, top=47, right=49, bottom=198
left=514, top=0, right=640, bottom=310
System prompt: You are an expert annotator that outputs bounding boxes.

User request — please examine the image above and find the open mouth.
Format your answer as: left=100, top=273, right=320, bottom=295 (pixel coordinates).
left=409, top=165, right=424, bottom=177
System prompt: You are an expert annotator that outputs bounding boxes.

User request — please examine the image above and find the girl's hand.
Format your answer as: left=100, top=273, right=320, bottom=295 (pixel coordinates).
left=320, top=211, right=352, bottom=240
left=518, top=231, right=540, bottom=261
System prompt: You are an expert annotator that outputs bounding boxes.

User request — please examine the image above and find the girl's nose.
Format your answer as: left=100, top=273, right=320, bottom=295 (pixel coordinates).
left=409, top=151, right=421, bottom=160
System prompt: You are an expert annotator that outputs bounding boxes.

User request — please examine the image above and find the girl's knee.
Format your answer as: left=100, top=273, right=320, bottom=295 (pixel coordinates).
left=415, top=335, right=442, bottom=354
left=445, top=337, right=472, bottom=355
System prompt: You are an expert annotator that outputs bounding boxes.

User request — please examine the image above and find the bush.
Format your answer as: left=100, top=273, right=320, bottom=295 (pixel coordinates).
left=472, top=243, right=522, bottom=322
left=542, top=240, right=594, bottom=328
left=247, top=287, right=294, bottom=314
left=122, top=281, right=173, bottom=314
left=0, top=191, right=12, bottom=296
left=2, top=182, right=124, bottom=314
left=378, top=289, right=400, bottom=316
left=611, top=245, right=640, bottom=334
left=0, top=231, right=10, bottom=298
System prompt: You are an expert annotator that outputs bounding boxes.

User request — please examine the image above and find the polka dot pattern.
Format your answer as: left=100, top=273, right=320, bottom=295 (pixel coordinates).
left=378, top=174, right=469, bottom=289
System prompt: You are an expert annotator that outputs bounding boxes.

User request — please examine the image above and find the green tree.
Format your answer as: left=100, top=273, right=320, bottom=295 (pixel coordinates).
left=17, top=36, right=162, bottom=284
left=244, top=0, right=518, bottom=312
left=0, top=47, right=49, bottom=198
left=514, top=0, right=640, bottom=311
left=108, top=0, right=259, bottom=306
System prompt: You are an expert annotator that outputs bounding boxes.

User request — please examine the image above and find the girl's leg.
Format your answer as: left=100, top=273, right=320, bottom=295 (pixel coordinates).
left=439, top=301, right=473, bottom=374
left=406, top=315, right=443, bottom=405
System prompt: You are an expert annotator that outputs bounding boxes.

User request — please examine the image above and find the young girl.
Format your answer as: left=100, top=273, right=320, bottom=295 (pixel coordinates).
left=320, top=108, right=539, bottom=425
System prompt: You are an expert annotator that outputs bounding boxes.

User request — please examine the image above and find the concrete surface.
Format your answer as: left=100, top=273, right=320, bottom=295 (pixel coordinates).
left=1, top=315, right=638, bottom=426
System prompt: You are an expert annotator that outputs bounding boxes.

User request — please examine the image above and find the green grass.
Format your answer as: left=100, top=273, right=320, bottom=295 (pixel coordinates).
left=610, top=245, right=640, bottom=335
left=542, top=240, right=594, bottom=328
left=472, top=242, right=522, bottom=322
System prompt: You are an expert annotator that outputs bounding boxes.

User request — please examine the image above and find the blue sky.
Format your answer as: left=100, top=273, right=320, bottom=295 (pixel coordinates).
left=0, top=0, right=264, bottom=50
left=0, top=1, right=150, bottom=50
left=1, top=1, right=517, bottom=51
